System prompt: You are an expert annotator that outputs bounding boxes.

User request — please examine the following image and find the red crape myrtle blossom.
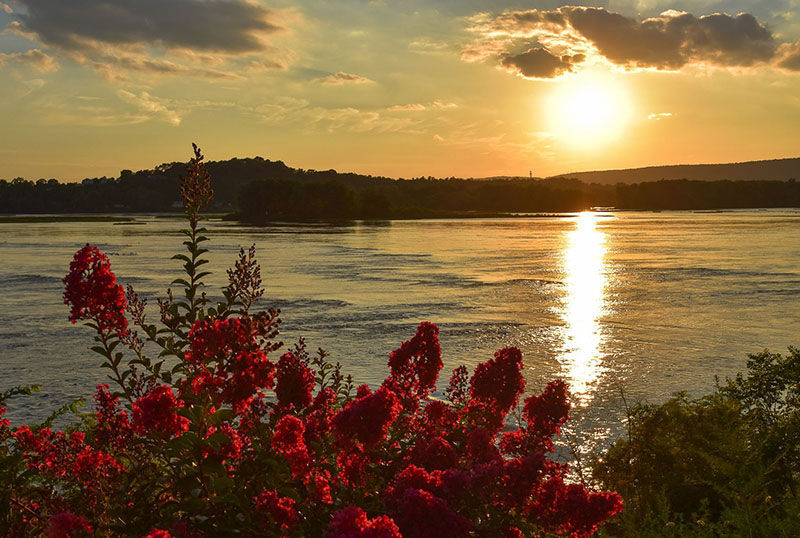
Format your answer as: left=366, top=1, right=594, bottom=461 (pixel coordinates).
left=324, top=506, right=401, bottom=538
left=332, top=386, right=401, bottom=449
left=273, top=414, right=311, bottom=478
left=0, top=404, right=10, bottom=435
left=46, top=511, right=93, bottom=537
left=131, top=385, right=190, bottom=437
left=530, top=476, right=624, bottom=537
left=142, top=530, right=172, bottom=538
left=383, top=321, right=442, bottom=405
left=254, top=490, right=300, bottom=533
left=92, top=384, right=132, bottom=450
left=63, top=244, right=128, bottom=336
left=12, top=426, right=122, bottom=486
left=184, top=317, right=276, bottom=411
left=275, top=351, right=315, bottom=411
left=469, top=346, right=526, bottom=414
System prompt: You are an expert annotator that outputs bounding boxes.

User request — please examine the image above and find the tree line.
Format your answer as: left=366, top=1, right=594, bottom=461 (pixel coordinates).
left=1, top=156, right=798, bottom=219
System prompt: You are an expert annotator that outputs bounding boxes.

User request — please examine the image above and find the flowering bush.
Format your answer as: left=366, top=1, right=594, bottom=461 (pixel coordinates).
left=0, top=145, right=622, bottom=537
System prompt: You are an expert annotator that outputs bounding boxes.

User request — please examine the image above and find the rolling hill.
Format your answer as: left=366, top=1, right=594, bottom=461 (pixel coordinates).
left=552, top=157, right=800, bottom=184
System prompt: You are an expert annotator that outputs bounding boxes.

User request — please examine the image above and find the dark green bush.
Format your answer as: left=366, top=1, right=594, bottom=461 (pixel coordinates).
left=595, top=347, right=800, bottom=536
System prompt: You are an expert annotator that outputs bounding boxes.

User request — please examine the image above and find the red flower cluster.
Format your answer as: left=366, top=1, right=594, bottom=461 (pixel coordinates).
left=12, top=426, right=121, bottom=503
left=469, top=346, right=526, bottom=414
left=332, top=386, right=401, bottom=449
left=254, top=490, right=299, bottom=532
left=46, top=512, right=93, bottom=538
left=325, top=506, right=401, bottom=538
left=63, top=244, right=128, bottom=335
left=185, top=317, right=276, bottom=411
left=273, top=414, right=311, bottom=478
left=93, top=384, right=132, bottom=450
left=385, top=321, right=442, bottom=403
left=275, top=351, right=315, bottom=411
left=132, top=385, right=190, bottom=437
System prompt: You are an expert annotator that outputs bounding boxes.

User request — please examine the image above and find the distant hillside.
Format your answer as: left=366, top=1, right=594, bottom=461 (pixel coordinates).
left=553, top=157, right=800, bottom=184
left=2, top=155, right=798, bottom=216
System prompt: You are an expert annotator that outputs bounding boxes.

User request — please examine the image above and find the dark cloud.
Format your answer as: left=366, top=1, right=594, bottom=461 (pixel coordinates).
left=2, top=0, right=292, bottom=81
left=500, top=48, right=584, bottom=79
left=466, top=6, right=784, bottom=78
left=563, top=7, right=775, bottom=69
left=9, top=0, right=282, bottom=54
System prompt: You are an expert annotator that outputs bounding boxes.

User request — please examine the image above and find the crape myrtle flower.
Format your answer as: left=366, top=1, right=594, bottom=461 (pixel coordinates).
left=332, top=386, right=401, bottom=449
left=324, top=506, right=401, bottom=538
left=131, top=385, right=190, bottom=437
left=529, top=477, right=624, bottom=538
left=469, top=346, right=526, bottom=415
left=12, top=426, right=122, bottom=487
left=93, top=384, right=132, bottom=450
left=185, top=317, right=276, bottom=411
left=142, top=530, right=172, bottom=538
left=275, top=351, right=315, bottom=411
left=254, top=490, right=300, bottom=532
left=63, top=244, right=128, bottom=336
left=384, top=321, right=443, bottom=404
left=524, top=379, right=571, bottom=440
left=46, top=511, right=93, bottom=538
left=272, top=414, right=311, bottom=478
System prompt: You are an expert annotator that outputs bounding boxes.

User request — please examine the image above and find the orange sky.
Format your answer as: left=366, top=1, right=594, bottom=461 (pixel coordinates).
left=1, top=1, right=800, bottom=180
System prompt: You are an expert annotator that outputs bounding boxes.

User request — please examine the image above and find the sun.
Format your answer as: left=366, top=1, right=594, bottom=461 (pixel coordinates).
left=545, top=71, right=633, bottom=149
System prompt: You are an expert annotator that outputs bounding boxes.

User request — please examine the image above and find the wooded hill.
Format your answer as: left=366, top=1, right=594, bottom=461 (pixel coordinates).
left=553, top=157, right=800, bottom=184
left=1, top=156, right=798, bottom=219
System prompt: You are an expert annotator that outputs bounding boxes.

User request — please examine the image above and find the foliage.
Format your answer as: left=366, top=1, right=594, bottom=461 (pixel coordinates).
left=0, top=145, right=622, bottom=537
left=594, top=348, right=800, bottom=537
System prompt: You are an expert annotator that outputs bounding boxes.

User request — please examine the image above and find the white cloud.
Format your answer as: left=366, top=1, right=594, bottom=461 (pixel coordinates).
left=314, top=71, right=374, bottom=85
left=117, top=90, right=182, bottom=125
left=0, top=49, right=59, bottom=72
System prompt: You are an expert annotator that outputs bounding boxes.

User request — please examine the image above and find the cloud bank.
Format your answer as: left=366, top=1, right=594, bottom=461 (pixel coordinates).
left=465, top=6, right=800, bottom=79
left=4, top=0, right=291, bottom=80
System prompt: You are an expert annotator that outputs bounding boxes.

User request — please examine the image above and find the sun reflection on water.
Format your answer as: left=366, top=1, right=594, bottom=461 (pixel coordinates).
left=560, top=212, right=609, bottom=403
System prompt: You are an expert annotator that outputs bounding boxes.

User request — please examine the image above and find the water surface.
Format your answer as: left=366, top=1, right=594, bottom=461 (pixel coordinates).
left=2, top=210, right=798, bottom=451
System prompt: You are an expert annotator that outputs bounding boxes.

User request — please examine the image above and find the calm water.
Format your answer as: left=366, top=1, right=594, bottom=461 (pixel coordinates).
left=1, top=210, right=799, bottom=452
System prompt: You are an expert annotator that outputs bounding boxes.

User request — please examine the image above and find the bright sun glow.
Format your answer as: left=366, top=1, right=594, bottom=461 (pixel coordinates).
left=546, top=71, right=633, bottom=149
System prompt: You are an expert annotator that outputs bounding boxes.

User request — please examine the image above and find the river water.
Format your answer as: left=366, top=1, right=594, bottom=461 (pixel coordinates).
left=1, top=210, right=798, bottom=452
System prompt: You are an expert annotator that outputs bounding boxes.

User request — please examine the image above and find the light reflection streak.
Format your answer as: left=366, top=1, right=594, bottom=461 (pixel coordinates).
left=560, top=212, right=608, bottom=403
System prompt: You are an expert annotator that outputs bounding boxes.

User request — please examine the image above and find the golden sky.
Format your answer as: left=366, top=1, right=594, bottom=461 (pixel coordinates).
left=1, top=0, right=800, bottom=180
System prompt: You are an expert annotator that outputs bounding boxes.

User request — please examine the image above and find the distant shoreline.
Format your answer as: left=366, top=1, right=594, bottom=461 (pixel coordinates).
left=2, top=207, right=799, bottom=225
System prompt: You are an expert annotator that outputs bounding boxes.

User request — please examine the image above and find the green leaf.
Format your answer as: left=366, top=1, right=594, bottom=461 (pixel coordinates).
left=210, top=476, right=235, bottom=496
left=168, top=432, right=199, bottom=453
left=90, top=345, right=108, bottom=356
left=172, top=254, right=192, bottom=263
left=206, top=431, right=231, bottom=448
left=200, top=458, right=228, bottom=478
left=208, top=408, right=235, bottom=426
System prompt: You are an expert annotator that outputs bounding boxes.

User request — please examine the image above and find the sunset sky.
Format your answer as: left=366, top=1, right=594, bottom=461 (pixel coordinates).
left=1, top=0, right=800, bottom=181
